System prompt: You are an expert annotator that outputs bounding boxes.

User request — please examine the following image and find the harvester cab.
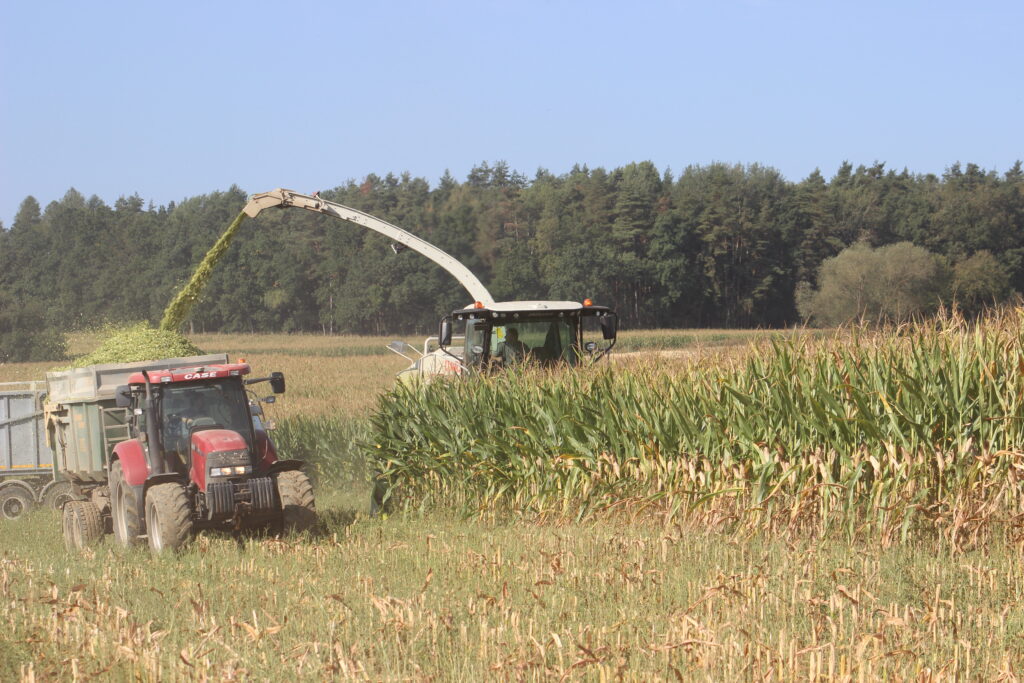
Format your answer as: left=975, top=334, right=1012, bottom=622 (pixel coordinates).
left=438, top=300, right=618, bottom=372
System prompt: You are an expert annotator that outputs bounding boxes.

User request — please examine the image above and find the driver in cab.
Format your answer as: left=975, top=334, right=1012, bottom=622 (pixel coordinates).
left=164, top=392, right=215, bottom=460
left=496, top=327, right=529, bottom=364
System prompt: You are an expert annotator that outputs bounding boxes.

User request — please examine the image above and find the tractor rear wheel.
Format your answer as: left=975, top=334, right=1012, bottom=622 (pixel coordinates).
left=145, top=483, right=193, bottom=553
left=275, top=470, right=317, bottom=533
left=0, top=485, right=34, bottom=520
left=63, top=500, right=104, bottom=550
left=110, top=461, right=141, bottom=547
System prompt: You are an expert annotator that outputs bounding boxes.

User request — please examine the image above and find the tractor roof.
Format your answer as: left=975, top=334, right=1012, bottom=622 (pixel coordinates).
left=126, top=363, right=250, bottom=386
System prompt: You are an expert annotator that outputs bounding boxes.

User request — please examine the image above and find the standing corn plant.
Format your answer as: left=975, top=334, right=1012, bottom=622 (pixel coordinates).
left=368, top=309, right=1024, bottom=547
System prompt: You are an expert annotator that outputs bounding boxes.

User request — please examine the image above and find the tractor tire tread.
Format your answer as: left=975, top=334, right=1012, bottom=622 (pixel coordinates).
left=146, top=483, right=193, bottom=553
left=276, top=470, right=316, bottom=533
left=110, top=461, right=142, bottom=547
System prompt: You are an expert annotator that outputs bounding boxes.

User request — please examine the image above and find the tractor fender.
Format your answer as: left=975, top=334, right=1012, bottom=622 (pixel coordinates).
left=0, top=479, right=39, bottom=502
left=265, top=459, right=305, bottom=476
left=143, top=473, right=187, bottom=495
left=112, top=440, right=149, bottom=486
left=254, top=429, right=278, bottom=470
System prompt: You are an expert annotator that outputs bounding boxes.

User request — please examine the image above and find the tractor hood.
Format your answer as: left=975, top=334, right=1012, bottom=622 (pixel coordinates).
left=191, top=429, right=249, bottom=456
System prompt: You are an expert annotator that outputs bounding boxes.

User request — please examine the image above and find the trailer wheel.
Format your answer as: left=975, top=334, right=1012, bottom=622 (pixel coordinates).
left=145, top=483, right=193, bottom=553
left=43, top=482, right=77, bottom=510
left=0, top=485, right=34, bottom=520
left=275, top=470, right=317, bottom=533
left=63, top=500, right=104, bottom=550
left=110, top=461, right=141, bottom=546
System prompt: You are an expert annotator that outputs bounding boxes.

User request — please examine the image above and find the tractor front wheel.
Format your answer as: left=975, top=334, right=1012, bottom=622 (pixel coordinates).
left=63, top=500, right=104, bottom=550
left=145, top=483, right=193, bottom=553
left=276, top=470, right=316, bottom=534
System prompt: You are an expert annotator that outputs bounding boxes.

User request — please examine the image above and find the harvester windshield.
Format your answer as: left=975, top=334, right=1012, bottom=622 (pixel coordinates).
left=456, top=303, right=617, bottom=371
left=483, top=319, right=575, bottom=366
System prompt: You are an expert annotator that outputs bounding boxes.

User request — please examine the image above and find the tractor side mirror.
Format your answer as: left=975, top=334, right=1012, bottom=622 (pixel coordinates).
left=115, top=385, right=132, bottom=408
left=600, top=315, right=618, bottom=341
left=270, top=372, right=286, bottom=394
left=439, top=318, right=453, bottom=347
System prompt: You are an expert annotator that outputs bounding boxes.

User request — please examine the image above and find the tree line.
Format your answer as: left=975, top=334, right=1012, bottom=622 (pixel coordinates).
left=1, top=159, right=1022, bottom=354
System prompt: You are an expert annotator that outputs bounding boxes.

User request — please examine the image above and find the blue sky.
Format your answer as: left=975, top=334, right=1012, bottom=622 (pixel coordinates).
left=1, top=0, right=1020, bottom=226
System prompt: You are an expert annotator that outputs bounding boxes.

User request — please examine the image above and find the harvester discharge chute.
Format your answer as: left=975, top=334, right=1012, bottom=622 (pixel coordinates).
left=244, top=189, right=618, bottom=381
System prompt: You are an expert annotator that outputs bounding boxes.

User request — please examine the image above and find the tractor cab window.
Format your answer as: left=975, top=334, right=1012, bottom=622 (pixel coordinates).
left=161, top=379, right=252, bottom=461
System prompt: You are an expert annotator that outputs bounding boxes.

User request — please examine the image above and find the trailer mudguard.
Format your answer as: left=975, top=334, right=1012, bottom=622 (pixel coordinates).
left=112, top=440, right=149, bottom=486
left=0, top=479, right=38, bottom=501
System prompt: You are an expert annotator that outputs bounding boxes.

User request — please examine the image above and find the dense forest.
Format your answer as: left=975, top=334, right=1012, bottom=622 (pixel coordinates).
left=1, top=160, right=1022, bottom=341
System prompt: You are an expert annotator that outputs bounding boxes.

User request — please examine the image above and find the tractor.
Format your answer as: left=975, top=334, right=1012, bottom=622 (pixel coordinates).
left=50, top=356, right=316, bottom=552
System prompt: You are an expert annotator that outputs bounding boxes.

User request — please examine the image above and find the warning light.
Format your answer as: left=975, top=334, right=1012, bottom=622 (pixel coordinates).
left=583, top=298, right=593, bottom=306
left=238, top=358, right=247, bottom=363
left=474, top=301, right=485, bottom=309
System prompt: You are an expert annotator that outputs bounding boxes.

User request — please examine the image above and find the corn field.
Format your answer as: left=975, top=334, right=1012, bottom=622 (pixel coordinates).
left=370, top=310, right=1024, bottom=547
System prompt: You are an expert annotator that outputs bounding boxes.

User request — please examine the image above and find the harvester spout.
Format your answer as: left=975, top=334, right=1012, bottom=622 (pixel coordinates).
left=244, top=188, right=495, bottom=306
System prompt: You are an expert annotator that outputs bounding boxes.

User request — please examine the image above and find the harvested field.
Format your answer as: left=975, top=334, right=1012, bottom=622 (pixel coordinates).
left=1, top=318, right=1023, bottom=678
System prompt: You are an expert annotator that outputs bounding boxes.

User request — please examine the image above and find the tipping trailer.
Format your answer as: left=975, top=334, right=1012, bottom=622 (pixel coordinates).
left=0, top=383, right=77, bottom=519
left=44, top=354, right=315, bottom=552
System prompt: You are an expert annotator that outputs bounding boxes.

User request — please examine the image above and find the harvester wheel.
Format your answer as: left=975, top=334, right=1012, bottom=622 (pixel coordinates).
left=62, top=500, right=104, bottom=550
left=43, top=482, right=77, bottom=510
left=145, top=483, right=193, bottom=553
left=370, top=476, right=392, bottom=517
left=0, top=485, right=34, bottom=520
left=110, top=461, right=141, bottom=547
left=276, top=470, right=317, bottom=533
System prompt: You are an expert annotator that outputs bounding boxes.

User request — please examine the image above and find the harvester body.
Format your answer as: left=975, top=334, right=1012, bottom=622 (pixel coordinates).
left=244, top=189, right=619, bottom=382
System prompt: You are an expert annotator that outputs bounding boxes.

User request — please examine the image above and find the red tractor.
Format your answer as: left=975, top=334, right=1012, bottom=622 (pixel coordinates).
left=99, top=361, right=315, bottom=551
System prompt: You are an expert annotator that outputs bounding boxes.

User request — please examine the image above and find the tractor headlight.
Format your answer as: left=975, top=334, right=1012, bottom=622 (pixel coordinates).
left=207, top=449, right=251, bottom=478
left=210, top=465, right=251, bottom=477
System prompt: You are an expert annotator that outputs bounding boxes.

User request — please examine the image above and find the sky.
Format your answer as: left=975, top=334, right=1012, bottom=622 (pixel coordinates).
left=1, top=0, right=1021, bottom=227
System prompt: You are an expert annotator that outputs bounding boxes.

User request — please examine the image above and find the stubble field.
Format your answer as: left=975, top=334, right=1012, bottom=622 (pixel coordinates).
left=1, top=325, right=1022, bottom=680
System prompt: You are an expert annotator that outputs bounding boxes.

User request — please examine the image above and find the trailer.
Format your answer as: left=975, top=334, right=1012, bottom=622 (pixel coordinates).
left=0, top=382, right=76, bottom=519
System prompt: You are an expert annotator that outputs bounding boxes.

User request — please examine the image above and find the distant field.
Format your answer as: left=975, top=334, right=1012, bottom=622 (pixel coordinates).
left=2, top=328, right=780, bottom=418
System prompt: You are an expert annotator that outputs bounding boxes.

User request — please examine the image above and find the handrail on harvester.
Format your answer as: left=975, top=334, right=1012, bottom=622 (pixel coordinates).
left=243, top=188, right=495, bottom=307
